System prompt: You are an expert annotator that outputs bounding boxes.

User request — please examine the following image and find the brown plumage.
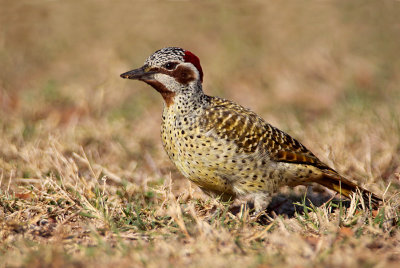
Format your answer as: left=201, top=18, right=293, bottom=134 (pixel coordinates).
left=121, top=47, right=382, bottom=211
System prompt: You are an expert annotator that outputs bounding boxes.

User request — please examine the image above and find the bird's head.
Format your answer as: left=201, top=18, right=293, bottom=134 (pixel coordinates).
left=120, top=47, right=204, bottom=106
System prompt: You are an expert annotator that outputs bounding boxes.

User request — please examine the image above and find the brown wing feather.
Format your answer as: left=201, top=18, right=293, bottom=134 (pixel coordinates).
left=199, top=97, right=382, bottom=207
left=201, top=97, right=333, bottom=171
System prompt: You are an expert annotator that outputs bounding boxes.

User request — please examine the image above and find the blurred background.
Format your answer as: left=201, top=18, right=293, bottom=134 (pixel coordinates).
left=1, top=0, right=399, bottom=192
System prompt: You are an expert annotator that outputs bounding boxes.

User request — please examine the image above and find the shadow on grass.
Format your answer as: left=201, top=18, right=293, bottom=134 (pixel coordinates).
left=229, top=190, right=351, bottom=223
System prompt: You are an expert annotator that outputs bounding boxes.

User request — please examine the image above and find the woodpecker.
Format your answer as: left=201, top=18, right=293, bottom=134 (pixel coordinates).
left=121, top=47, right=381, bottom=211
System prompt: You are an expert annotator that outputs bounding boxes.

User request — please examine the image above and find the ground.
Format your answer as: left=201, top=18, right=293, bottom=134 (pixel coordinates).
left=1, top=1, right=400, bottom=267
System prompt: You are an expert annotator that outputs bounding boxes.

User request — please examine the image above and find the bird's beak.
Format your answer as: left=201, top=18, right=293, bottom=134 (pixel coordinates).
left=120, top=65, right=156, bottom=80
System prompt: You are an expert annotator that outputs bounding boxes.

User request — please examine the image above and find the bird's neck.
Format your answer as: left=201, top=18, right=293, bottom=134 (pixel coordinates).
left=164, top=83, right=207, bottom=115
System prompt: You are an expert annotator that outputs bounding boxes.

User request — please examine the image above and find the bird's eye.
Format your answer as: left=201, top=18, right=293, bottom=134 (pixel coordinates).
left=164, top=62, right=178, bottom=70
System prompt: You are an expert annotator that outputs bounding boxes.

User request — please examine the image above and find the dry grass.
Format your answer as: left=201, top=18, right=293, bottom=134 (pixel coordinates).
left=1, top=0, right=400, bottom=267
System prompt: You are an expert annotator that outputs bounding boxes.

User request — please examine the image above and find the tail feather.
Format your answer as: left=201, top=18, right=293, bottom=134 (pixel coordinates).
left=316, top=172, right=382, bottom=209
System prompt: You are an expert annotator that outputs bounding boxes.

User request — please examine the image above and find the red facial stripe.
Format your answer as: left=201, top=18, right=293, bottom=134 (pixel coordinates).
left=183, top=51, right=203, bottom=82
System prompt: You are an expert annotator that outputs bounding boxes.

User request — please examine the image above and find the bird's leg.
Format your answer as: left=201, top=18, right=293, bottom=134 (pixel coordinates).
left=253, top=193, right=272, bottom=214
left=236, top=192, right=272, bottom=215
